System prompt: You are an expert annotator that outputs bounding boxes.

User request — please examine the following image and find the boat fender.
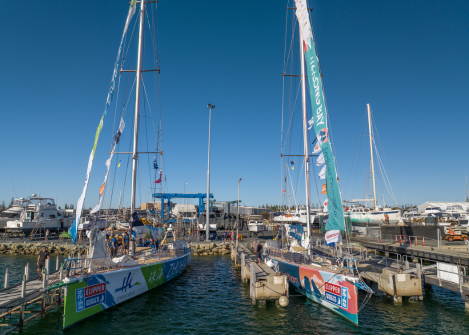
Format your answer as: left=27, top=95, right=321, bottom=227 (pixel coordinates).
left=279, top=294, right=289, bottom=307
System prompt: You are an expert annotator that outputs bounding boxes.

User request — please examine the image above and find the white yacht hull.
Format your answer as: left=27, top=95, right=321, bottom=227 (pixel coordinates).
left=346, top=210, right=401, bottom=225
left=6, top=217, right=73, bottom=233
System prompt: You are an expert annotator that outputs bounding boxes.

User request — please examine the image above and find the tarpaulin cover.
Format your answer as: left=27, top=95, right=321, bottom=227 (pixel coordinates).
left=88, top=228, right=114, bottom=272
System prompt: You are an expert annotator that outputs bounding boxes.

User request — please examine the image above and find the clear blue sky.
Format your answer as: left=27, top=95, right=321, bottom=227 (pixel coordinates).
left=0, top=0, right=468, bottom=210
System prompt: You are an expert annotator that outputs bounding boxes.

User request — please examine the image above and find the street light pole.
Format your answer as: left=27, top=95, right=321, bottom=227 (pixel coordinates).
left=237, top=178, right=242, bottom=247
left=206, top=104, right=215, bottom=241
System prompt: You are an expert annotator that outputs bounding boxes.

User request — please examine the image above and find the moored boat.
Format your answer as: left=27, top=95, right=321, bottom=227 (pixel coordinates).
left=48, top=1, right=191, bottom=329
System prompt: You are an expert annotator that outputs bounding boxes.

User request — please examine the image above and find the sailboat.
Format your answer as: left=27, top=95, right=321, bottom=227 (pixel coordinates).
left=54, top=1, right=191, bottom=329
left=345, top=104, right=402, bottom=228
left=264, top=1, right=373, bottom=325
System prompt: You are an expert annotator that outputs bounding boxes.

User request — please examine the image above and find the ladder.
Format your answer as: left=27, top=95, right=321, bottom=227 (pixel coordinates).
left=28, top=221, right=42, bottom=241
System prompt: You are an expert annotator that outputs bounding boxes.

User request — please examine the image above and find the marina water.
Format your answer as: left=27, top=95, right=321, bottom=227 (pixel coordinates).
left=1, top=254, right=468, bottom=334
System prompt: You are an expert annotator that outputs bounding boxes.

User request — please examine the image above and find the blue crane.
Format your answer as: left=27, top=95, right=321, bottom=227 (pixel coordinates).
left=153, top=193, right=214, bottom=222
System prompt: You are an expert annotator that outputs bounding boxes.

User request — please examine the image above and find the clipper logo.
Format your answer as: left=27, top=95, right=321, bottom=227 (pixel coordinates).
left=76, top=283, right=106, bottom=312
left=324, top=282, right=348, bottom=309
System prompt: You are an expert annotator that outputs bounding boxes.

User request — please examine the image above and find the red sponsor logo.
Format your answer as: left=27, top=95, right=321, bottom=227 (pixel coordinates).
left=84, top=283, right=106, bottom=297
left=324, top=282, right=341, bottom=296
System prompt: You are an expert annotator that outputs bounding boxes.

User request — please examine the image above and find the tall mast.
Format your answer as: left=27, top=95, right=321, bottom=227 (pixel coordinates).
left=299, top=31, right=311, bottom=242
left=367, top=103, right=377, bottom=208
left=130, top=0, right=145, bottom=251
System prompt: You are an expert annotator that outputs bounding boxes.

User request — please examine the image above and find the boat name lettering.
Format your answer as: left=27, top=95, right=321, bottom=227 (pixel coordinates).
left=309, top=60, right=324, bottom=125
left=85, top=283, right=106, bottom=297
left=325, top=282, right=341, bottom=295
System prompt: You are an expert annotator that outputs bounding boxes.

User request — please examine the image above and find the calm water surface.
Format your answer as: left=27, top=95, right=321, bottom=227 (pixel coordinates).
left=1, top=255, right=468, bottom=334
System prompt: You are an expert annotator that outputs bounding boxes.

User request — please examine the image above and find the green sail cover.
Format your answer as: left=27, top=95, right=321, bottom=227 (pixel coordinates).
left=295, top=0, right=344, bottom=231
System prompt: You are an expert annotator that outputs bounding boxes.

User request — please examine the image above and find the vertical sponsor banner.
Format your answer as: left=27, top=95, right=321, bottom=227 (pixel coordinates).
left=295, top=0, right=344, bottom=231
left=70, top=4, right=136, bottom=243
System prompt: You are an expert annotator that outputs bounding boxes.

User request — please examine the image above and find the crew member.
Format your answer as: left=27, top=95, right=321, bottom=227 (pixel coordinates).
left=37, top=246, right=50, bottom=279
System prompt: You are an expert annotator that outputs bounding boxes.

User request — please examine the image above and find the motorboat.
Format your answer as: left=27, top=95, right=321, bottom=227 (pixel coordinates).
left=248, top=219, right=265, bottom=233
left=0, top=198, right=30, bottom=228
left=197, top=212, right=217, bottom=233
left=6, top=197, right=73, bottom=233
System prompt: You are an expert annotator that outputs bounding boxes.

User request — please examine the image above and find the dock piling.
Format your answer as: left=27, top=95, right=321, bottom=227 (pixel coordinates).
left=19, top=275, right=26, bottom=332
left=56, top=255, right=59, bottom=270
left=25, top=263, right=29, bottom=281
left=4, top=269, right=9, bottom=288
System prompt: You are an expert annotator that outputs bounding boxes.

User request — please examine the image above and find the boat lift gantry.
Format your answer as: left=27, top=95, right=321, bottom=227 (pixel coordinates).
left=153, top=193, right=214, bottom=222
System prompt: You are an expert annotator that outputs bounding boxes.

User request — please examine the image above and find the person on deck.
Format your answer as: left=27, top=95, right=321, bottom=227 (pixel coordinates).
left=384, top=214, right=389, bottom=224
left=37, top=246, right=50, bottom=279
left=45, top=229, right=50, bottom=242
left=123, top=232, right=129, bottom=254
left=111, top=235, right=118, bottom=257
left=137, top=238, right=143, bottom=247
left=155, top=237, right=159, bottom=252
left=253, top=241, right=262, bottom=265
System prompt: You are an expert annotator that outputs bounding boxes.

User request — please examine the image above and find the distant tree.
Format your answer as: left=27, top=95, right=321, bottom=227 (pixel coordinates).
left=261, top=211, right=270, bottom=220
left=64, top=204, right=68, bottom=209
left=0, top=201, right=5, bottom=212
left=58, top=206, right=61, bottom=209
left=9, top=197, right=14, bottom=207
left=69, top=204, right=74, bottom=210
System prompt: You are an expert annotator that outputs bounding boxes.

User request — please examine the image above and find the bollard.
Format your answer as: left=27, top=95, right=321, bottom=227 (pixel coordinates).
left=378, top=237, right=380, bottom=243
left=58, top=267, right=63, bottom=307
left=395, top=236, right=398, bottom=243
left=25, top=263, right=29, bottom=281
left=56, top=255, right=59, bottom=271
left=437, top=229, right=440, bottom=249
left=19, top=275, right=26, bottom=332
left=415, top=237, right=417, bottom=246
left=4, top=269, right=9, bottom=288
left=45, top=258, right=50, bottom=282
left=422, top=237, right=425, bottom=246
left=399, top=235, right=402, bottom=244
left=409, top=236, right=411, bottom=244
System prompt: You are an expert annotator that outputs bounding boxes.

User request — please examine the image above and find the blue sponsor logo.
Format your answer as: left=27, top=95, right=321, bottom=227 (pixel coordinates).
left=325, top=287, right=348, bottom=309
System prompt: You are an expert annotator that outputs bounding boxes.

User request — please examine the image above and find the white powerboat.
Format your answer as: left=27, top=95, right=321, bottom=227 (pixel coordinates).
left=6, top=197, right=73, bottom=233
left=248, top=220, right=265, bottom=233
left=0, top=198, right=30, bottom=228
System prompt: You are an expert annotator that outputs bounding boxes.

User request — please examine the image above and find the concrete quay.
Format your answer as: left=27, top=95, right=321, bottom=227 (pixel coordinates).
left=231, top=241, right=289, bottom=307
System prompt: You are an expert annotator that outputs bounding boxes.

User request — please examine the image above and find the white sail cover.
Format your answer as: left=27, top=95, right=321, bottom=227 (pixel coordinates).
left=87, top=228, right=114, bottom=272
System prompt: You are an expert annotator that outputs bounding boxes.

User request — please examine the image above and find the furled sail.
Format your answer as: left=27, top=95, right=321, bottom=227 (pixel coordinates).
left=69, top=3, right=136, bottom=244
left=295, top=0, right=344, bottom=231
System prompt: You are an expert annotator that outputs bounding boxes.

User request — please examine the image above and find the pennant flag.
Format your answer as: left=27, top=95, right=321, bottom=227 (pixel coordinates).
left=312, top=142, right=321, bottom=154
left=318, top=165, right=326, bottom=179
left=99, top=183, right=106, bottom=196
left=118, top=160, right=121, bottom=168
left=154, top=170, right=162, bottom=183
left=153, top=156, right=158, bottom=169
left=290, top=160, right=295, bottom=165
left=307, top=116, right=314, bottom=130
left=283, top=190, right=286, bottom=193
left=321, top=183, right=327, bottom=194
left=316, top=152, right=325, bottom=166
left=91, top=116, right=125, bottom=215
left=291, top=166, right=294, bottom=170
left=325, top=230, right=342, bottom=244
left=323, top=198, right=328, bottom=212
